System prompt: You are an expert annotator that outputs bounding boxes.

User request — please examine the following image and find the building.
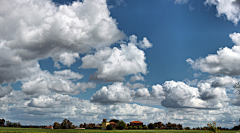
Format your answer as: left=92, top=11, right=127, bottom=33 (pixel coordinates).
left=44, top=126, right=53, bottom=129
left=129, top=121, right=143, bottom=126
left=109, top=122, right=117, bottom=129
left=101, top=119, right=110, bottom=130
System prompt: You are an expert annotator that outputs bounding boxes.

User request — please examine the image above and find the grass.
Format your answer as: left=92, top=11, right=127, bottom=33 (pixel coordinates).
left=0, top=127, right=239, bottom=133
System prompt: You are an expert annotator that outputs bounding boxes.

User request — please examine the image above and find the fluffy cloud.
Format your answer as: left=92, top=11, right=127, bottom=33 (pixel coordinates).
left=0, top=86, right=13, bottom=98
left=91, top=77, right=231, bottom=109
left=0, top=44, right=37, bottom=84
left=91, top=82, right=135, bottom=104
left=21, top=65, right=95, bottom=96
left=81, top=35, right=148, bottom=82
left=187, top=32, right=240, bottom=76
left=129, top=74, right=144, bottom=82
left=52, top=52, right=80, bottom=67
left=129, top=35, right=152, bottom=50
left=0, top=0, right=124, bottom=60
left=0, top=0, right=125, bottom=85
left=204, top=0, right=240, bottom=25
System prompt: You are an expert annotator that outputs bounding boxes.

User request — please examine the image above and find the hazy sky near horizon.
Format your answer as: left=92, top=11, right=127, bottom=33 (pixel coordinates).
left=1, top=0, right=240, bottom=128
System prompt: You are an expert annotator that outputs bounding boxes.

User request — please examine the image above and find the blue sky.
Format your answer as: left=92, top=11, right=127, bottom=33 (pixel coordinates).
left=1, top=0, right=240, bottom=128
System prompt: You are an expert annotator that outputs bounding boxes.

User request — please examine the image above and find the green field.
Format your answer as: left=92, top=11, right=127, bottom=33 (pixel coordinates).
left=0, top=127, right=239, bottom=133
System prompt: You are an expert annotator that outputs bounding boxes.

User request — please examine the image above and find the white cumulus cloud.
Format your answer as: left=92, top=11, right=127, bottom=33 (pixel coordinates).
left=81, top=35, right=148, bottom=82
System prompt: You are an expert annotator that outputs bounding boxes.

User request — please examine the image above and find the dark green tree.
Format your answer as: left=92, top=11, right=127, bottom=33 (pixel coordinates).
left=106, top=124, right=113, bottom=130
left=116, top=120, right=126, bottom=130
left=61, top=119, right=72, bottom=129
left=148, top=123, right=155, bottom=129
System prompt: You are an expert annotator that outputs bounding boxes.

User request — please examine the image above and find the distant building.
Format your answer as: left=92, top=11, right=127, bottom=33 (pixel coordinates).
left=44, top=126, right=53, bottom=129
left=130, top=121, right=143, bottom=126
left=109, top=122, right=117, bottom=129
left=101, top=119, right=110, bottom=130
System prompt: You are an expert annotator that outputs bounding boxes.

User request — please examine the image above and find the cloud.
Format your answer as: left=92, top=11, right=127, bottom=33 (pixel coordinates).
left=0, top=0, right=124, bottom=60
left=0, top=86, right=13, bottom=98
left=52, top=52, right=80, bottom=67
left=21, top=64, right=96, bottom=96
left=174, top=0, right=189, bottom=5
left=91, top=82, right=135, bottom=104
left=0, top=90, right=239, bottom=128
left=187, top=32, right=240, bottom=76
left=81, top=35, right=148, bottom=82
left=129, top=74, right=144, bottom=82
left=189, top=3, right=195, bottom=11
left=126, top=82, right=145, bottom=89
left=0, top=0, right=125, bottom=85
left=204, top=0, right=240, bottom=25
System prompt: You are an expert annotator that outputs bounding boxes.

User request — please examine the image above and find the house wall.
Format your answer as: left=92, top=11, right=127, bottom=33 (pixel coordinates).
left=101, top=122, right=110, bottom=130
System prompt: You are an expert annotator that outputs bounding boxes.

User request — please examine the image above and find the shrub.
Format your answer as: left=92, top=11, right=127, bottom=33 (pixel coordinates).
left=148, top=123, right=155, bottom=129
left=207, top=121, right=221, bottom=133
left=107, top=125, right=113, bottom=130
left=128, top=126, right=132, bottom=130
left=133, top=126, right=138, bottom=130
left=143, top=126, right=148, bottom=130
left=138, top=125, right=143, bottom=130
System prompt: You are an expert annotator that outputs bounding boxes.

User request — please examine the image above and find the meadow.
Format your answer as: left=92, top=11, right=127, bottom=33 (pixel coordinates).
left=0, top=127, right=239, bottom=133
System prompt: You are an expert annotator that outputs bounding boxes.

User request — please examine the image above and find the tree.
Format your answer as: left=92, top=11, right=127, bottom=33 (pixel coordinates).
left=80, top=124, right=83, bottom=128
left=128, top=126, right=132, bottom=129
left=106, top=124, right=113, bottom=130
left=133, top=126, right=138, bottom=130
left=53, top=122, right=60, bottom=129
left=109, top=119, right=119, bottom=123
left=166, top=122, right=172, bottom=129
left=148, top=123, right=155, bottom=129
left=13, top=123, right=17, bottom=127
left=116, top=120, right=126, bottom=130
left=138, top=125, right=143, bottom=130
left=61, top=119, right=72, bottom=129
left=17, top=122, right=21, bottom=127
left=0, top=119, right=5, bottom=125
left=6, top=121, right=12, bottom=127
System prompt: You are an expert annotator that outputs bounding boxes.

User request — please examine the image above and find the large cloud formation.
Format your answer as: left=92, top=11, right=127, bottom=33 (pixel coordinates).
left=187, top=32, right=240, bottom=76
left=0, top=0, right=125, bottom=84
left=0, top=91, right=239, bottom=128
left=21, top=64, right=96, bottom=96
left=91, top=77, right=231, bottom=109
left=81, top=35, right=150, bottom=82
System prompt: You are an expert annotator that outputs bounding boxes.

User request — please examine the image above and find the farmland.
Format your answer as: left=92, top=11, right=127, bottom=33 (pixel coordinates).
left=0, top=127, right=239, bottom=133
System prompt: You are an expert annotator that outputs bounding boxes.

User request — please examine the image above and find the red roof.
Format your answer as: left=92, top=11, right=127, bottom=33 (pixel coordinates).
left=109, top=122, right=117, bottom=125
left=130, top=121, right=143, bottom=123
left=45, top=126, right=53, bottom=129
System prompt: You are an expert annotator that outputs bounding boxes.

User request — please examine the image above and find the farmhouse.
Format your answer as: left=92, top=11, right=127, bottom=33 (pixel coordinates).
left=109, top=122, right=117, bottom=129
left=130, top=121, right=143, bottom=126
left=44, top=126, right=53, bottom=129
